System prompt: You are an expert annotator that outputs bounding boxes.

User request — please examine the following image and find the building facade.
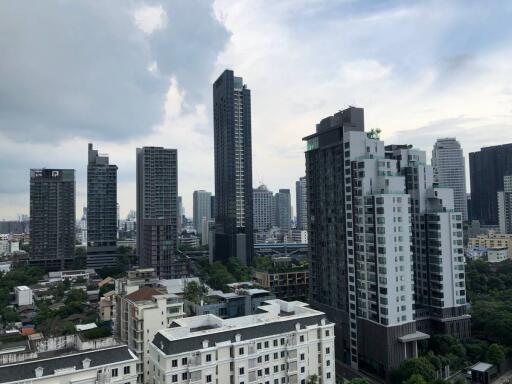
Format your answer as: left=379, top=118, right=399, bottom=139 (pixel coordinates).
left=115, top=286, right=185, bottom=383
left=87, top=143, right=118, bottom=268
left=254, top=270, right=309, bottom=302
left=136, top=147, right=183, bottom=278
left=213, top=70, right=254, bottom=265
left=296, top=177, right=308, bottom=230
left=304, top=107, right=427, bottom=375
left=386, top=145, right=470, bottom=339
left=253, top=185, right=274, bottom=232
left=498, top=175, right=512, bottom=234
left=193, top=190, right=212, bottom=235
left=30, top=168, right=75, bottom=270
left=150, top=300, right=335, bottom=384
left=275, top=189, right=292, bottom=232
left=468, top=232, right=512, bottom=257
left=432, top=138, right=468, bottom=220
left=469, top=143, right=512, bottom=225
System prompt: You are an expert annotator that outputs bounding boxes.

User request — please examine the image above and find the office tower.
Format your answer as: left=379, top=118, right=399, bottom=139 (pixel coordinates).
left=177, top=196, right=183, bottom=234
left=253, top=184, right=273, bottom=232
left=193, top=190, right=212, bottom=234
left=87, top=143, right=118, bottom=268
left=304, top=107, right=420, bottom=374
left=136, top=147, right=183, bottom=278
left=469, top=143, right=512, bottom=225
left=275, top=189, right=291, bottom=231
left=151, top=300, right=335, bottom=384
left=432, top=138, right=468, bottom=220
left=79, top=207, right=87, bottom=246
left=210, top=195, right=216, bottom=219
left=498, top=175, right=512, bottom=234
left=296, top=176, right=308, bottom=230
left=30, top=169, right=75, bottom=270
left=387, top=145, right=470, bottom=339
left=213, top=69, right=253, bottom=264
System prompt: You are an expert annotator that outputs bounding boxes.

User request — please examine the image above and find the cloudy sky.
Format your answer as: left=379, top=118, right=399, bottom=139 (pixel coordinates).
left=1, top=0, right=511, bottom=220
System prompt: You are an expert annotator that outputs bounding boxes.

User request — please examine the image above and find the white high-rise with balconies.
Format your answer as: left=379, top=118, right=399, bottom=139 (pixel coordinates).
left=432, top=138, right=468, bottom=220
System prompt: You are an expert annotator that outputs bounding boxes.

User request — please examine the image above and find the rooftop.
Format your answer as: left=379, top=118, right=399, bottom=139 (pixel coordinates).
left=153, top=300, right=328, bottom=355
left=0, top=345, right=136, bottom=383
left=125, top=286, right=163, bottom=302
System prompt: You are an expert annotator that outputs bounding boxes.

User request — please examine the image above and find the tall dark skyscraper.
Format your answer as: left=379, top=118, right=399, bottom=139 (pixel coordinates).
left=469, top=143, right=512, bottom=225
left=275, top=188, right=291, bottom=231
left=213, top=69, right=253, bottom=264
left=30, top=169, right=75, bottom=270
left=137, top=147, right=187, bottom=278
left=87, top=143, right=118, bottom=268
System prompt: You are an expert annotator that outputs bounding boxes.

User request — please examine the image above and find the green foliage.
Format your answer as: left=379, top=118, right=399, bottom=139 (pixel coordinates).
left=184, top=281, right=208, bottom=304
left=367, top=128, right=382, bottom=139
left=306, top=375, right=319, bottom=384
left=227, top=257, right=251, bottom=281
left=1, top=307, right=20, bottom=323
left=486, top=343, right=506, bottom=365
left=80, top=326, right=112, bottom=340
left=348, top=379, right=369, bottom=384
left=403, top=374, right=427, bottom=384
left=390, top=357, right=436, bottom=384
left=99, top=284, right=114, bottom=297
left=207, top=262, right=236, bottom=290
left=252, top=255, right=309, bottom=273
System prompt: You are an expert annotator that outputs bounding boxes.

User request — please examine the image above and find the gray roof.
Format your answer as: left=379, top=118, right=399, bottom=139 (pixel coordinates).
left=153, top=314, right=325, bottom=355
left=0, top=345, right=135, bottom=383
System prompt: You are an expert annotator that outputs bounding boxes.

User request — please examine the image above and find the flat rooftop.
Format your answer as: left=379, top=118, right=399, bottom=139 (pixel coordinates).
left=153, top=300, right=328, bottom=355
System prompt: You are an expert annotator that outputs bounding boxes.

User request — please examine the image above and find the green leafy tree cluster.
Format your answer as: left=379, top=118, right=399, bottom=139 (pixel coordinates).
left=389, top=357, right=437, bottom=383
left=183, top=281, right=208, bottom=304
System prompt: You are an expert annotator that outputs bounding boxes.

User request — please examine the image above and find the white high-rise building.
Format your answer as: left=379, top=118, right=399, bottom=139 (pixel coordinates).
left=432, top=138, right=468, bottom=220
left=387, top=145, right=470, bottom=338
left=253, top=185, right=274, bottom=232
left=498, top=175, right=512, bottom=234
left=149, top=300, right=335, bottom=384
left=193, top=190, right=212, bottom=235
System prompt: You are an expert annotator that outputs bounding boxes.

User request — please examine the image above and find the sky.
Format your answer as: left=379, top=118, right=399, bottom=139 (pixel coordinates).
left=0, top=0, right=512, bottom=220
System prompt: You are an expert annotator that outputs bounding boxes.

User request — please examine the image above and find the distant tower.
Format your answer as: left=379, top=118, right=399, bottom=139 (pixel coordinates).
left=30, top=169, right=75, bottom=270
left=213, top=70, right=253, bottom=264
left=275, top=189, right=291, bottom=231
left=253, top=185, right=273, bottom=232
left=87, top=143, right=118, bottom=268
left=498, top=175, right=512, bottom=234
left=193, top=190, right=212, bottom=234
left=432, top=138, right=467, bottom=220
left=137, top=147, right=185, bottom=278
left=295, top=177, right=307, bottom=230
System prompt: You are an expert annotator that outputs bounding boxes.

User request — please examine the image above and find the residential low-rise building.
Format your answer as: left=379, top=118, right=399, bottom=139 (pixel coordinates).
left=14, top=286, right=33, bottom=306
left=184, top=286, right=275, bottom=318
left=150, top=300, right=335, bottom=384
left=115, top=286, right=185, bottom=383
left=254, top=270, right=309, bottom=301
left=468, top=232, right=512, bottom=258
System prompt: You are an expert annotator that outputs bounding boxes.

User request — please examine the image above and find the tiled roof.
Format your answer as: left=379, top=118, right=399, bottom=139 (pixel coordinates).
left=125, top=286, right=162, bottom=302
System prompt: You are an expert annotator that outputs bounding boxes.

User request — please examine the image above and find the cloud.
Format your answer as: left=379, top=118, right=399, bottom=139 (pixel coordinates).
left=134, top=5, right=167, bottom=35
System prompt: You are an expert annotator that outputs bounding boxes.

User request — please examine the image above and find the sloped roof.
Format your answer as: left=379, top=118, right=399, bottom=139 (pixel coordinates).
left=125, top=286, right=162, bottom=302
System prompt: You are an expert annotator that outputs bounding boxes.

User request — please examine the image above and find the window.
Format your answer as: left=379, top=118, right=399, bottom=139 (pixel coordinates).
left=172, top=374, right=178, bottom=383
left=327, top=360, right=331, bottom=366
left=172, top=359, right=178, bottom=367
left=257, top=342, right=262, bottom=349
left=206, top=354, right=212, bottom=362
left=206, top=374, right=212, bottom=383
left=111, top=368, right=118, bottom=377
left=182, top=357, right=187, bottom=365
left=280, top=351, right=285, bottom=358
left=327, top=372, right=331, bottom=379
left=301, top=366, right=305, bottom=373
left=239, top=347, right=245, bottom=355
left=273, top=352, right=278, bottom=359
left=280, top=338, right=285, bottom=345
left=300, top=353, right=305, bottom=361
left=258, top=356, right=262, bottom=363
left=182, top=372, right=187, bottom=380
left=325, top=330, right=330, bottom=337
left=274, top=365, right=279, bottom=373
left=273, top=339, right=278, bottom=347
left=265, top=354, right=269, bottom=362
left=123, top=366, right=130, bottom=375
left=239, top=367, right=245, bottom=375
left=299, top=335, right=304, bottom=342
left=265, top=368, right=270, bottom=375
left=258, top=369, right=263, bottom=377
left=264, top=341, right=269, bottom=348
left=326, top=347, right=330, bottom=354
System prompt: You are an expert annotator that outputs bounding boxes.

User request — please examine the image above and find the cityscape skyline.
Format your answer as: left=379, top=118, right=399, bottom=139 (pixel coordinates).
left=1, top=1, right=512, bottom=220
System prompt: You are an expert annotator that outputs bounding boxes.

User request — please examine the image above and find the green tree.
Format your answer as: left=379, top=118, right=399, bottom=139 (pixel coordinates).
left=390, top=357, right=436, bottom=383
left=486, top=343, right=506, bottom=365
left=207, top=262, right=236, bottom=290
left=1, top=307, right=20, bottom=324
left=227, top=257, right=251, bottom=281
left=184, top=281, right=208, bottom=304
left=306, top=375, right=318, bottom=384
left=348, top=379, right=369, bottom=384
left=403, top=374, right=427, bottom=384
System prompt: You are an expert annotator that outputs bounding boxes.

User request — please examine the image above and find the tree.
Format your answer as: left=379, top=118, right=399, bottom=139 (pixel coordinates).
left=1, top=307, right=20, bottom=324
left=306, top=375, right=318, bottom=384
left=184, top=281, right=208, bottom=304
left=348, top=379, right=369, bottom=384
left=207, top=262, right=236, bottom=290
left=403, top=374, right=427, bottom=384
left=486, top=343, right=506, bottom=365
left=390, top=357, right=437, bottom=383
left=227, top=257, right=251, bottom=281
